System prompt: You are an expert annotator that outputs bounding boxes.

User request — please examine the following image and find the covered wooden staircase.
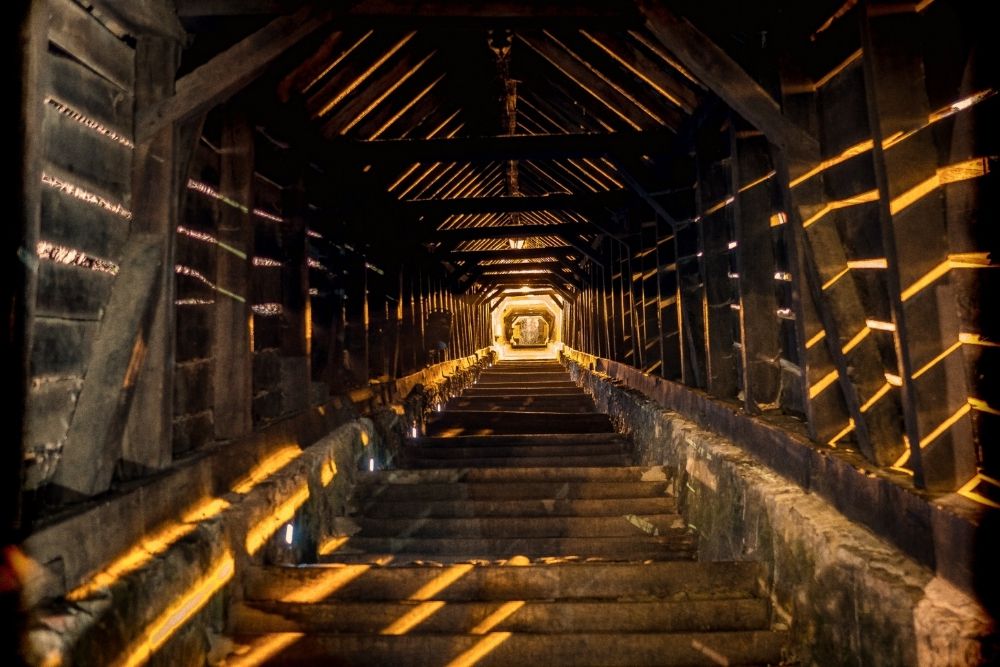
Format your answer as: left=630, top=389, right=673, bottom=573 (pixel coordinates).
left=229, top=361, right=789, bottom=665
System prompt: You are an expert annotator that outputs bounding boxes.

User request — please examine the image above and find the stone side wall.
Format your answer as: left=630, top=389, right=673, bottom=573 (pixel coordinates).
left=562, top=350, right=993, bottom=666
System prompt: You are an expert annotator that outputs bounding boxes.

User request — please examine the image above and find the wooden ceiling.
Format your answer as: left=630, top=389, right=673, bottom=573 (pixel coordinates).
left=173, top=0, right=837, bottom=298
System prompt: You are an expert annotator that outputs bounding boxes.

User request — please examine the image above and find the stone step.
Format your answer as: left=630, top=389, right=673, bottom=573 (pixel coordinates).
left=406, top=455, right=630, bottom=469
left=445, top=397, right=597, bottom=413
left=472, top=380, right=579, bottom=389
left=406, top=443, right=626, bottom=460
left=233, top=597, right=771, bottom=634
left=227, top=631, right=788, bottom=666
left=357, top=465, right=669, bottom=485
left=411, top=433, right=627, bottom=448
left=348, top=513, right=686, bottom=539
left=426, top=411, right=614, bottom=436
left=462, top=387, right=586, bottom=397
left=354, top=480, right=672, bottom=503
left=244, top=561, right=765, bottom=602
left=476, top=372, right=572, bottom=383
left=319, top=535, right=697, bottom=561
left=353, top=496, right=678, bottom=518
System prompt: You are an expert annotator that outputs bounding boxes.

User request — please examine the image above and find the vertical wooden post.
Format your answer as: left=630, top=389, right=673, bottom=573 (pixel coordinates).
left=213, top=104, right=254, bottom=437
left=10, top=0, right=47, bottom=532
left=861, top=4, right=975, bottom=490
left=121, top=37, right=183, bottom=473
left=279, top=178, right=311, bottom=411
left=730, top=124, right=783, bottom=413
left=695, top=123, right=738, bottom=399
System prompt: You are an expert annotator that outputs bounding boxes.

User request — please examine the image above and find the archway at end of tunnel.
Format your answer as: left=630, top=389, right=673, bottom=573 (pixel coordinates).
left=490, top=291, right=564, bottom=361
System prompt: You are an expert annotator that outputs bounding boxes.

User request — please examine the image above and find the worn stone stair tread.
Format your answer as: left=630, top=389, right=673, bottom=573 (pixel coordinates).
left=407, top=455, right=630, bottom=468
left=320, top=534, right=697, bottom=560
left=232, top=597, right=772, bottom=634
left=411, top=433, right=627, bottom=447
left=354, top=480, right=672, bottom=502
left=406, top=444, right=625, bottom=459
left=227, top=630, right=788, bottom=666
left=357, top=465, right=668, bottom=484
left=349, top=513, right=686, bottom=538
left=462, top=387, right=587, bottom=397
left=354, top=497, right=678, bottom=518
left=244, top=561, right=766, bottom=601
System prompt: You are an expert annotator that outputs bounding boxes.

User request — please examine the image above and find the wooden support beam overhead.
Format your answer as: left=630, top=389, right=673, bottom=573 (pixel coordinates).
left=137, top=4, right=335, bottom=144
left=431, top=222, right=597, bottom=242
left=406, top=191, right=629, bottom=216
left=177, top=0, right=636, bottom=20
left=635, top=0, right=819, bottom=163
left=349, top=129, right=675, bottom=163
left=449, top=246, right=579, bottom=263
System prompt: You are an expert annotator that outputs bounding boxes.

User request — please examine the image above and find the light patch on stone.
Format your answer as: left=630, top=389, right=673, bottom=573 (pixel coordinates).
left=640, top=466, right=667, bottom=481
left=686, top=456, right=719, bottom=492
left=624, top=514, right=660, bottom=536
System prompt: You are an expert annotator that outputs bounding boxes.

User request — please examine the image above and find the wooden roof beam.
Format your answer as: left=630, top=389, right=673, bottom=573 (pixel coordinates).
left=138, top=4, right=335, bottom=143
left=431, top=222, right=598, bottom=242
left=405, top=191, right=630, bottom=216
left=634, top=0, right=819, bottom=162
left=347, top=129, right=675, bottom=163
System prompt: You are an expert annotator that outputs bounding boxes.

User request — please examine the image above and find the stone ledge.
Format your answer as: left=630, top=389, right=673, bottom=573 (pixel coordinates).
left=24, top=418, right=376, bottom=666
left=562, top=348, right=993, bottom=666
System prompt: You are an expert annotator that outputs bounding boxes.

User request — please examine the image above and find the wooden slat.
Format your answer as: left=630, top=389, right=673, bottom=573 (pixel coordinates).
left=47, top=50, right=133, bottom=136
left=86, top=0, right=185, bottom=40
left=29, top=317, right=98, bottom=378
left=861, top=4, right=975, bottom=490
left=39, top=167, right=130, bottom=262
left=42, top=102, right=132, bottom=197
left=35, top=261, right=115, bottom=321
left=137, top=5, right=336, bottom=144
left=48, top=0, right=134, bottom=92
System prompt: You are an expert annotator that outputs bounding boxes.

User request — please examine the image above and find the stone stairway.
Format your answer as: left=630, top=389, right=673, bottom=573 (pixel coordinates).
left=229, top=360, right=788, bottom=665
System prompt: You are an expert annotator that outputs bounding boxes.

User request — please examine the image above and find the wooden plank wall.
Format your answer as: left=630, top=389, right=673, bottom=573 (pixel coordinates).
left=567, top=0, right=994, bottom=497
left=23, top=0, right=135, bottom=494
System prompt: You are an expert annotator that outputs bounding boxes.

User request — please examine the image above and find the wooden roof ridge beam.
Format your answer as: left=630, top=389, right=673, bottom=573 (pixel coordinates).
left=405, top=191, right=630, bottom=216
left=634, top=0, right=819, bottom=162
left=430, top=222, right=598, bottom=242
left=137, top=4, right=336, bottom=143
left=347, top=129, right=675, bottom=162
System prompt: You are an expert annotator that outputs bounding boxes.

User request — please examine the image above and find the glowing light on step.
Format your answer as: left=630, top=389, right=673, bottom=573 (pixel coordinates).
left=282, top=565, right=371, bottom=603
left=470, top=601, right=525, bottom=634
left=225, top=633, right=305, bottom=667
left=381, top=601, right=446, bottom=635
left=444, top=632, right=513, bottom=667
left=42, top=172, right=132, bottom=220
left=284, top=523, right=294, bottom=545
left=409, top=564, right=473, bottom=601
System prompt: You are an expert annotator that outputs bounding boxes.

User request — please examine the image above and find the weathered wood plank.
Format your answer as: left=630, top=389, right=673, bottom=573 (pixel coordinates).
left=42, top=102, right=132, bottom=196
left=40, top=180, right=130, bottom=261
left=137, top=5, right=335, bottom=143
left=861, top=4, right=975, bottom=490
left=47, top=50, right=132, bottom=136
left=731, top=128, right=781, bottom=412
left=86, top=0, right=185, bottom=40
left=35, top=260, right=115, bottom=321
left=635, top=0, right=818, bottom=162
left=214, top=105, right=255, bottom=438
left=122, top=37, right=188, bottom=477
left=48, top=0, right=134, bottom=92
left=30, top=317, right=99, bottom=378
left=51, top=234, right=163, bottom=496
